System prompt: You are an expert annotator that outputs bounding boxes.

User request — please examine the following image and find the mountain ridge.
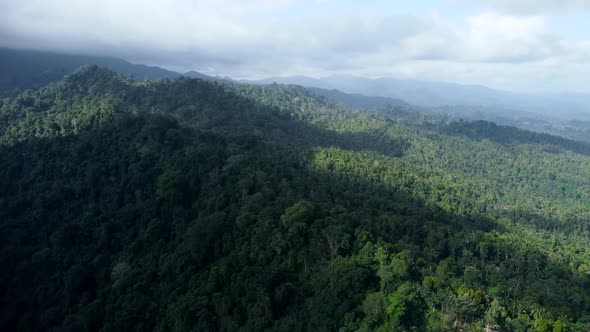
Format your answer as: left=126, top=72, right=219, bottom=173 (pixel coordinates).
left=249, top=74, right=590, bottom=117
left=0, top=48, right=213, bottom=97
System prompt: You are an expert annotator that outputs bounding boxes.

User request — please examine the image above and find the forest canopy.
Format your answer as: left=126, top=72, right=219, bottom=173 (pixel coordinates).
left=1, top=66, right=590, bottom=331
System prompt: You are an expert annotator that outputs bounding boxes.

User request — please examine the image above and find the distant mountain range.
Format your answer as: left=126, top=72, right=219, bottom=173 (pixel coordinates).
left=2, top=47, right=590, bottom=142
left=4, top=48, right=588, bottom=120
left=306, top=87, right=407, bottom=109
left=247, top=75, right=509, bottom=107
left=183, top=70, right=231, bottom=82
left=249, top=75, right=590, bottom=120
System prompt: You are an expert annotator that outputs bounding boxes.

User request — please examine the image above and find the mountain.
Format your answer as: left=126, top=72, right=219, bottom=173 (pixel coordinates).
left=251, top=75, right=508, bottom=107
left=253, top=75, right=590, bottom=118
left=430, top=104, right=590, bottom=143
left=1, top=66, right=590, bottom=331
left=0, top=48, right=183, bottom=97
left=252, top=75, right=590, bottom=142
left=183, top=70, right=216, bottom=80
left=306, top=87, right=408, bottom=109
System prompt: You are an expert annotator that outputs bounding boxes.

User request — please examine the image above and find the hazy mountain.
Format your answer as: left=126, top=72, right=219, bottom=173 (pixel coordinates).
left=183, top=70, right=218, bottom=81
left=248, top=75, right=516, bottom=106
left=242, top=75, right=590, bottom=142
left=0, top=48, right=184, bottom=97
left=306, top=87, right=407, bottom=109
left=429, top=104, right=590, bottom=143
left=253, top=75, right=590, bottom=119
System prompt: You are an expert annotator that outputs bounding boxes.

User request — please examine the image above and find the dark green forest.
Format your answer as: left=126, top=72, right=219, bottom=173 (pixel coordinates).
left=2, top=66, right=590, bottom=331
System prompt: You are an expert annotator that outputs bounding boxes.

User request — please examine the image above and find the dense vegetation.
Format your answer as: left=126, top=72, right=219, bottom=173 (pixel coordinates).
left=300, top=86, right=590, bottom=144
left=306, top=87, right=407, bottom=109
left=432, top=105, right=590, bottom=144
left=1, top=66, right=590, bottom=331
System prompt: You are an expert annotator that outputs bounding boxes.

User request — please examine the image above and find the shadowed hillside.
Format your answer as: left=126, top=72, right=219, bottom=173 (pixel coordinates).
left=0, top=67, right=589, bottom=331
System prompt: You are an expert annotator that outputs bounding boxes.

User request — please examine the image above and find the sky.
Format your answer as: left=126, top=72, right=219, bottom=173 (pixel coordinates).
left=1, top=0, right=590, bottom=93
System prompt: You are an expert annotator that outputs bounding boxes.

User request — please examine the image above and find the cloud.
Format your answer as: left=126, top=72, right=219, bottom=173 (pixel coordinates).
left=0, top=1, right=434, bottom=73
left=463, top=0, right=590, bottom=14
left=0, top=0, right=588, bottom=92
left=459, top=13, right=560, bottom=62
left=358, top=13, right=560, bottom=64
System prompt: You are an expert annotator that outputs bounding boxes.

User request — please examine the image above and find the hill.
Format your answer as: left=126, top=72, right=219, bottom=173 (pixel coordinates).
left=4, top=47, right=589, bottom=144
left=254, top=75, right=590, bottom=143
left=252, top=75, right=590, bottom=117
left=1, top=66, right=590, bottom=331
left=306, top=87, right=407, bottom=109
left=250, top=75, right=507, bottom=108
left=431, top=104, right=590, bottom=143
left=0, top=48, right=184, bottom=97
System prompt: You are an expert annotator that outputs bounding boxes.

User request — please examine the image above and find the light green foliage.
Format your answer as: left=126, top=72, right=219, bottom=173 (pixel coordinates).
left=386, top=282, right=421, bottom=325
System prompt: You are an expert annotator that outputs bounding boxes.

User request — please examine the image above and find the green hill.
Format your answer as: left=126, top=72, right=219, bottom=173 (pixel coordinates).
left=1, top=66, right=589, bottom=331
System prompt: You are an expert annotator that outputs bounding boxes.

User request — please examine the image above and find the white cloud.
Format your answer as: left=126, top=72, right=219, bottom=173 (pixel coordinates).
left=461, top=14, right=560, bottom=61
left=360, top=13, right=561, bottom=64
left=0, top=0, right=589, bottom=92
left=479, top=0, right=590, bottom=14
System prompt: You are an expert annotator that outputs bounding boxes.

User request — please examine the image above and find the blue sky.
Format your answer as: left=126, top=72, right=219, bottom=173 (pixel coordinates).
left=1, top=0, right=589, bottom=93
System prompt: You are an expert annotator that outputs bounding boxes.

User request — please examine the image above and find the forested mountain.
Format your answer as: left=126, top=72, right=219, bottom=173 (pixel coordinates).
left=4, top=47, right=589, bottom=145
left=431, top=105, right=590, bottom=144
left=184, top=70, right=229, bottom=82
left=249, top=75, right=508, bottom=108
left=297, top=87, right=590, bottom=145
left=252, top=75, right=590, bottom=117
left=251, top=75, right=590, bottom=143
left=0, top=48, right=188, bottom=98
left=306, top=87, right=407, bottom=109
left=2, top=66, right=590, bottom=331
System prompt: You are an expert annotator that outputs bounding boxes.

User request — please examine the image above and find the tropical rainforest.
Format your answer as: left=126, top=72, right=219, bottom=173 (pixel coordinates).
left=1, top=65, right=590, bottom=332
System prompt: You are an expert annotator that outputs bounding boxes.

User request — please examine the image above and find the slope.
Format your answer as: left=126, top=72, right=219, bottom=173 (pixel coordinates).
left=0, top=48, right=181, bottom=97
left=0, top=66, right=589, bottom=331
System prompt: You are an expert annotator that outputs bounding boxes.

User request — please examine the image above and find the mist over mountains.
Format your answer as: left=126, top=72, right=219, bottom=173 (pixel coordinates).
left=249, top=75, right=590, bottom=119
left=3, top=47, right=590, bottom=144
left=4, top=47, right=589, bottom=121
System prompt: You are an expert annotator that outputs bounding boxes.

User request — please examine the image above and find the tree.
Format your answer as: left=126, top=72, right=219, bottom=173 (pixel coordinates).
left=322, top=224, right=350, bottom=260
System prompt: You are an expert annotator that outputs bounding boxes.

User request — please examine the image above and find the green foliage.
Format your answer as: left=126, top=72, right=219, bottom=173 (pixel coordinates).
left=1, top=66, right=590, bottom=331
left=155, top=169, right=186, bottom=203
left=386, top=282, right=422, bottom=326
